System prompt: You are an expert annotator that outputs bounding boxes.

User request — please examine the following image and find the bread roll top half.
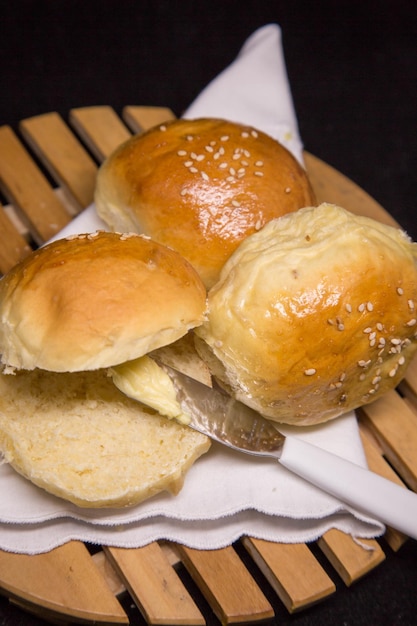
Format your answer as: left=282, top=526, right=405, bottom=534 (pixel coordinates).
left=0, top=231, right=206, bottom=372
left=94, top=117, right=316, bottom=288
left=195, top=203, right=417, bottom=425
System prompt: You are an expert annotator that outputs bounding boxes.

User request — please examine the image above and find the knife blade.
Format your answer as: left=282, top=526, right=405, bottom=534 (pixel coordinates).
left=161, top=364, right=417, bottom=540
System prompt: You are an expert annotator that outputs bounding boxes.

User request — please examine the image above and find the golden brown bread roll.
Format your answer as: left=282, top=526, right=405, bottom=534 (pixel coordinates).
left=194, top=203, right=417, bottom=426
left=94, top=117, right=316, bottom=288
left=0, top=231, right=206, bottom=372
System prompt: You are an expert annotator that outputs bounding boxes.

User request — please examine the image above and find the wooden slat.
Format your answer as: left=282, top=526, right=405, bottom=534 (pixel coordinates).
left=105, top=543, right=204, bottom=626
left=360, top=390, right=417, bottom=492
left=70, top=106, right=132, bottom=162
left=178, top=545, right=274, bottom=624
left=0, top=125, right=71, bottom=243
left=317, top=530, right=385, bottom=586
left=0, top=202, right=32, bottom=274
left=242, top=538, right=336, bottom=613
left=0, top=542, right=128, bottom=624
left=19, top=111, right=98, bottom=211
left=304, top=152, right=399, bottom=228
left=123, top=105, right=176, bottom=133
left=399, top=353, right=417, bottom=411
left=359, top=426, right=408, bottom=551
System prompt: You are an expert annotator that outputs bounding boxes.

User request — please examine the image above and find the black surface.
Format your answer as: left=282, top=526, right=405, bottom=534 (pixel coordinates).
left=0, top=1, right=416, bottom=625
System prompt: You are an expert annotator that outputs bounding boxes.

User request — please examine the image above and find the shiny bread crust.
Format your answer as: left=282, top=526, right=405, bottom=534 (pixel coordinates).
left=94, top=117, right=316, bottom=288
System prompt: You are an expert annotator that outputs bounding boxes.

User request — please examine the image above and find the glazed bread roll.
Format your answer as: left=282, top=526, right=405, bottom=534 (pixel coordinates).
left=195, top=203, right=417, bottom=426
left=0, top=231, right=210, bottom=507
left=0, top=368, right=210, bottom=508
left=0, top=231, right=206, bottom=372
left=94, top=117, right=316, bottom=288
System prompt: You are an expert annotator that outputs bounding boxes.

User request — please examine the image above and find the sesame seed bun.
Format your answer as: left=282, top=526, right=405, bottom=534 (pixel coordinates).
left=94, top=118, right=316, bottom=288
left=194, top=203, right=417, bottom=426
left=0, top=231, right=206, bottom=372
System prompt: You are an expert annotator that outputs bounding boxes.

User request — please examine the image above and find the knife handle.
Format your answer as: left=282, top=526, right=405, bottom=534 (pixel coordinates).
left=279, top=436, right=417, bottom=540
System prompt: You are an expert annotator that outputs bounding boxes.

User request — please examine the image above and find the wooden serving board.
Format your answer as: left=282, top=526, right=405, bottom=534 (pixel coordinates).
left=0, top=105, right=416, bottom=625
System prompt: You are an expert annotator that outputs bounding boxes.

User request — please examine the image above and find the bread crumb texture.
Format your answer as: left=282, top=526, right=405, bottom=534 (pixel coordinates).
left=0, top=368, right=210, bottom=508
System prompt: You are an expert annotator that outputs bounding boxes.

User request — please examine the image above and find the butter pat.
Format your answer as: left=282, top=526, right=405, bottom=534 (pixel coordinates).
left=109, top=355, right=191, bottom=425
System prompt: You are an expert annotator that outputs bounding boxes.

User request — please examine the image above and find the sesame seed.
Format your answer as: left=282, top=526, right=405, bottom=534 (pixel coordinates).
left=240, top=160, right=249, bottom=166
left=190, top=152, right=197, bottom=159
left=367, top=302, right=374, bottom=312
left=232, top=200, right=240, bottom=207
left=285, top=187, right=292, bottom=193
left=209, top=140, right=216, bottom=146
left=251, top=130, right=259, bottom=138
left=369, top=331, right=377, bottom=341
left=226, top=176, right=235, bottom=182
left=159, top=125, right=167, bottom=131
left=398, top=356, right=406, bottom=365
left=391, top=338, right=402, bottom=345
left=255, top=160, right=264, bottom=167
left=220, top=135, right=229, bottom=142
left=184, top=160, right=193, bottom=167
left=363, top=327, right=372, bottom=334
left=180, top=189, right=187, bottom=196
left=359, top=373, right=366, bottom=381
left=397, top=287, right=404, bottom=295
left=376, top=322, right=384, bottom=331
left=186, top=135, right=194, bottom=141
left=196, top=154, right=205, bottom=162
left=243, top=149, right=251, bottom=158
left=255, top=220, right=262, bottom=230
left=389, top=367, right=398, bottom=377
left=177, top=150, right=187, bottom=156
left=408, top=300, right=415, bottom=310
left=345, top=304, right=352, bottom=313
left=219, top=162, right=228, bottom=169
left=304, top=368, right=317, bottom=376
left=205, top=145, right=214, bottom=152
left=358, top=303, right=366, bottom=312
left=189, top=167, right=198, bottom=174
left=232, top=153, right=241, bottom=160
left=201, top=171, right=209, bottom=181
left=229, top=167, right=236, bottom=176
left=241, top=131, right=249, bottom=138
left=406, top=319, right=417, bottom=327
left=372, top=376, right=381, bottom=385
left=213, top=152, right=221, bottom=160
left=254, top=171, right=264, bottom=177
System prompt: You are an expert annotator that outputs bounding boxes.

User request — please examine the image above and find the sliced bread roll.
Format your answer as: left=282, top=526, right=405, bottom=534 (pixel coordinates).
left=0, top=367, right=210, bottom=508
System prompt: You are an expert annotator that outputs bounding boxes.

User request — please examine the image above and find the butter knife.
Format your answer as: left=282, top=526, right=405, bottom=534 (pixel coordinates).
left=162, top=364, right=417, bottom=540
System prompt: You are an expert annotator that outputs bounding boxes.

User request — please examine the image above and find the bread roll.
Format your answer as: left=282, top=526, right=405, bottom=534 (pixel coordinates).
left=0, top=231, right=206, bottom=372
left=194, top=203, right=417, bottom=426
left=0, top=368, right=210, bottom=508
left=94, top=118, right=316, bottom=288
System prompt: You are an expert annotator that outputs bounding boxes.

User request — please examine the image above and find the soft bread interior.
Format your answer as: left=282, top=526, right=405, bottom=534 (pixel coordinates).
left=0, top=367, right=210, bottom=508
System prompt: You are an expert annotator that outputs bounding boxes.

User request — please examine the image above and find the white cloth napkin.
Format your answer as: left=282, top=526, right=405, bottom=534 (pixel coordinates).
left=0, top=24, right=384, bottom=554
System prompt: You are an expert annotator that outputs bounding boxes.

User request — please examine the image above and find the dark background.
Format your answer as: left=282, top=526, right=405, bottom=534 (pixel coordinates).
left=1, top=1, right=416, bottom=624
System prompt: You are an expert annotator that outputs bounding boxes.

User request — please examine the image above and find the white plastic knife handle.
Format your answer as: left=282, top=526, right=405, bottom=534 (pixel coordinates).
left=279, top=436, right=417, bottom=539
